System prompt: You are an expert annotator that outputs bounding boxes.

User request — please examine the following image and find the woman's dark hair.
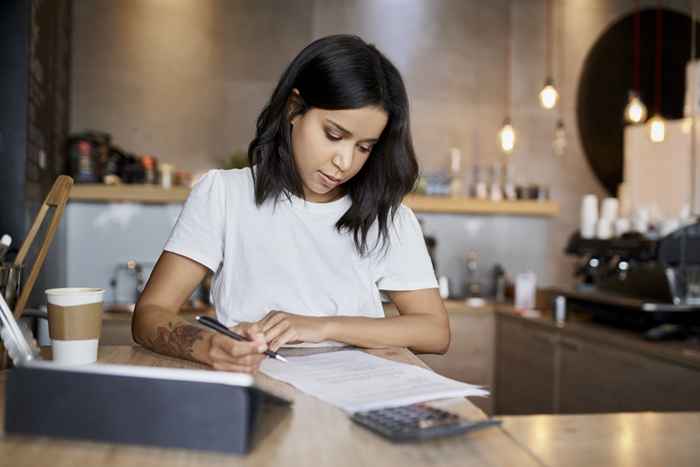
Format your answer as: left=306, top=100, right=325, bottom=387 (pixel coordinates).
left=248, top=34, right=418, bottom=256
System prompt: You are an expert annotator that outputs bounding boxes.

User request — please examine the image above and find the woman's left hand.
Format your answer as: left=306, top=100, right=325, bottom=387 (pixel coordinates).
left=259, top=311, right=326, bottom=351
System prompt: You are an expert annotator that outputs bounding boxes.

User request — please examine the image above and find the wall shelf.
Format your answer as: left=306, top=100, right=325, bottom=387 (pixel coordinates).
left=70, top=185, right=559, bottom=217
left=403, top=194, right=559, bottom=217
left=70, top=184, right=189, bottom=204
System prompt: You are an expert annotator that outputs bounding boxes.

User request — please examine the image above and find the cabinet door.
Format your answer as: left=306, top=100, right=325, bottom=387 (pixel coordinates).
left=559, top=336, right=700, bottom=413
left=419, top=309, right=495, bottom=414
left=494, top=316, right=557, bottom=415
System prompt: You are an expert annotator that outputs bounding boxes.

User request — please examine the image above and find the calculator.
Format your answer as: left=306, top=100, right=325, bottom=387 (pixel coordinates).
left=351, top=403, right=501, bottom=443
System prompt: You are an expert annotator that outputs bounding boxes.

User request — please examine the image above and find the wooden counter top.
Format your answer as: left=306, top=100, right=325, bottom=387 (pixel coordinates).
left=501, top=412, right=700, bottom=467
left=0, top=345, right=540, bottom=467
left=3, top=346, right=698, bottom=466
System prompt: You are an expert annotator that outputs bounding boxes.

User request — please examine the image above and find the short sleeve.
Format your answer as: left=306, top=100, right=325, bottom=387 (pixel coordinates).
left=375, top=205, right=438, bottom=291
left=163, top=170, right=226, bottom=272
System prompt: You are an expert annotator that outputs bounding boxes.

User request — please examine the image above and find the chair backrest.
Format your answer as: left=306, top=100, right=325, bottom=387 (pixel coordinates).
left=12, top=175, right=74, bottom=319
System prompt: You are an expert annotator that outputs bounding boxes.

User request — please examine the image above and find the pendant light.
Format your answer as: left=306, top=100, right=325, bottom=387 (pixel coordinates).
left=539, top=79, right=559, bottom=110
left=625, top=92, right=648, bottom=123
left=649, top=115, right=666, bottom=142
left=649, top=5, right=665, bottom=142
left=499, top=118, right=516, bottom=154
left=553, top=118, right=567, bottom=157
left=625, top=1, right=648, bottom=123
left=539, top=0, right=559, bottom=109
left=500, top=0, right=515, bottom=154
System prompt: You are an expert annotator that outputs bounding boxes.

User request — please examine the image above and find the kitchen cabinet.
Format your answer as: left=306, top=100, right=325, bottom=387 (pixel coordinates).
left=558, top=335, right=700, bottom=413
left=417, top=302, right=495, bottom=414
left=494, top=315, right=558, bottom=414
left=494, top=311, right=700, bottom=415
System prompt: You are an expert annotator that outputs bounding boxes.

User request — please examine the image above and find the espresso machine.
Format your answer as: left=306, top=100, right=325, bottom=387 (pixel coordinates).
left=562, top=222, right=700, bottom=339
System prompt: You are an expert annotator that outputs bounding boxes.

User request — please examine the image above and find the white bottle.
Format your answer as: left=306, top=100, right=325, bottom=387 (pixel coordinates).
left=449, top=148, right=463, bottom=196
left=488, top=164, right=503, bottom=201
left=160, top=163, right=174, bottom=189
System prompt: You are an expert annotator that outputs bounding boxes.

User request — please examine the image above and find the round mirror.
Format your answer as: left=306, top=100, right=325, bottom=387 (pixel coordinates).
left=577, top=9, right=700, bottom=194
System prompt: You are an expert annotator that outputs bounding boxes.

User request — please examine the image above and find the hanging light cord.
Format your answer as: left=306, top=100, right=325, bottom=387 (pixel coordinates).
left=692, top=0, right=697, bottom=215
left=506, top=0, right=511, bottom=118
left=633, top=0, right=641, bottom=94
left=545, top=0, right=552, bottom=79
left=654, top=5, right=663, bottom=115
left=557, top=0, right=564, bottom=112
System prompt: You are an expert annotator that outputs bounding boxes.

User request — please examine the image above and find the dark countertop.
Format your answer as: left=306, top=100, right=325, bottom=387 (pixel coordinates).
left=103, top=305, right=215, bottom=320
left=495, top=305, right=700, bottom=371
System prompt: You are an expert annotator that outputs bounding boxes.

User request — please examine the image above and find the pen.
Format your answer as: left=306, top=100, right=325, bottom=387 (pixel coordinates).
left=195, top=315, right=288, bottom=363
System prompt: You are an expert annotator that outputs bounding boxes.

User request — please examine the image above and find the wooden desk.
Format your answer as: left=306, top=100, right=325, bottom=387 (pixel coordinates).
left=0, top=346, right=540, bottom=467
left=501, top=412, right=700, bottom=467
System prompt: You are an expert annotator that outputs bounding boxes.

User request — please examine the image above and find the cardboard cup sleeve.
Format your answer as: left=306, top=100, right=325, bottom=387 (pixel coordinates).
left=47, top=302, right=103, bottom=340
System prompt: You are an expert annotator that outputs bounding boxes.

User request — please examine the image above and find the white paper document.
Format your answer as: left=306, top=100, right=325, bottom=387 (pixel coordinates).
left=280, top=340, right=347, bottom=348
left=260, top=349, right=488, bottom=413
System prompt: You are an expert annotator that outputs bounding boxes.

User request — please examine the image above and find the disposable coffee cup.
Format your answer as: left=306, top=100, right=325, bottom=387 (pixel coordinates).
left=600, top=197, right=619, bottom=221
left=596, top=219, right=613, bottom=239
left=580, top=194, right=599, bottom=239
left=46, top=288, right=104, bottom=365
left=580, top=221, right=596, bottom=239
left=580, top=194, right=599, bottom=221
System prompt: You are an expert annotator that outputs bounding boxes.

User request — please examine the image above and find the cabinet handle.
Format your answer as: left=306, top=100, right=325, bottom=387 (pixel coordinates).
left=561, top=339, right=581, bottom=351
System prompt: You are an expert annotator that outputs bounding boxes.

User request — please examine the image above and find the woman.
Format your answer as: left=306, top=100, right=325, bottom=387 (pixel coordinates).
left=132, top=34, right=449, bottom=373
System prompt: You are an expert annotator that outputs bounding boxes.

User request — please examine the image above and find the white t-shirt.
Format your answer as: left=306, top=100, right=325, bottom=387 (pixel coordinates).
left=164, top=168, right=437, bottom=326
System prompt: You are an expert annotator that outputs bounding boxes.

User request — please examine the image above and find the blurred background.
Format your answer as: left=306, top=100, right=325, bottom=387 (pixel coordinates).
left=2, top=0, right=700, bottom=416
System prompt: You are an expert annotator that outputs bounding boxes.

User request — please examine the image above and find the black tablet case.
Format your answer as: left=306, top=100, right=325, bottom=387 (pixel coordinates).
left=4, top=365, right=290, bottom=454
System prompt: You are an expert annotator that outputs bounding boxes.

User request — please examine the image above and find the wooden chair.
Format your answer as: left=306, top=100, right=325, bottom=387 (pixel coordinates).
left=0, top=175, right=73, bottom=369
left=12, top=175, right=74, bottom=319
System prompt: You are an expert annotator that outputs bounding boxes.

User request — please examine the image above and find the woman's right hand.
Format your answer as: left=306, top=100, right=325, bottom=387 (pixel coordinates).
left=205, top=323, right=268, bottom=373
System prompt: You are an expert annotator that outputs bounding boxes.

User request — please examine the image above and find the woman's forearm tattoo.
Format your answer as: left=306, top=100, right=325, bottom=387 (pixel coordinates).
left=145, top=321, right=206, bottom=362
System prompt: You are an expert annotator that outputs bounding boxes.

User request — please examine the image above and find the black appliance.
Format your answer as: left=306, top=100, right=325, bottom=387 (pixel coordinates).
left=561, top=223, right=700, bottom=337
left=66, top=132, right=146, bottom=184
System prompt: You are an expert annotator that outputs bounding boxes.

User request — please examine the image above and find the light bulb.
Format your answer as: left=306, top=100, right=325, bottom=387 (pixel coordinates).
left=624, top=91, right=647, bottom=123
left=539, top=78, right=559, bottom=109
left=553, top=119, right=567, bottom=157
left=499, top=118, right=515, bottom=154
left=648, top=115, right=665, bottom=143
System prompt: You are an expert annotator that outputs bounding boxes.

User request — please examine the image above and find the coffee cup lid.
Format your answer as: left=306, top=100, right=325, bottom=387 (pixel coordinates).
left=45, top=288, right=104, bottom=296
left=45, top=288, right=105, bottom=307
